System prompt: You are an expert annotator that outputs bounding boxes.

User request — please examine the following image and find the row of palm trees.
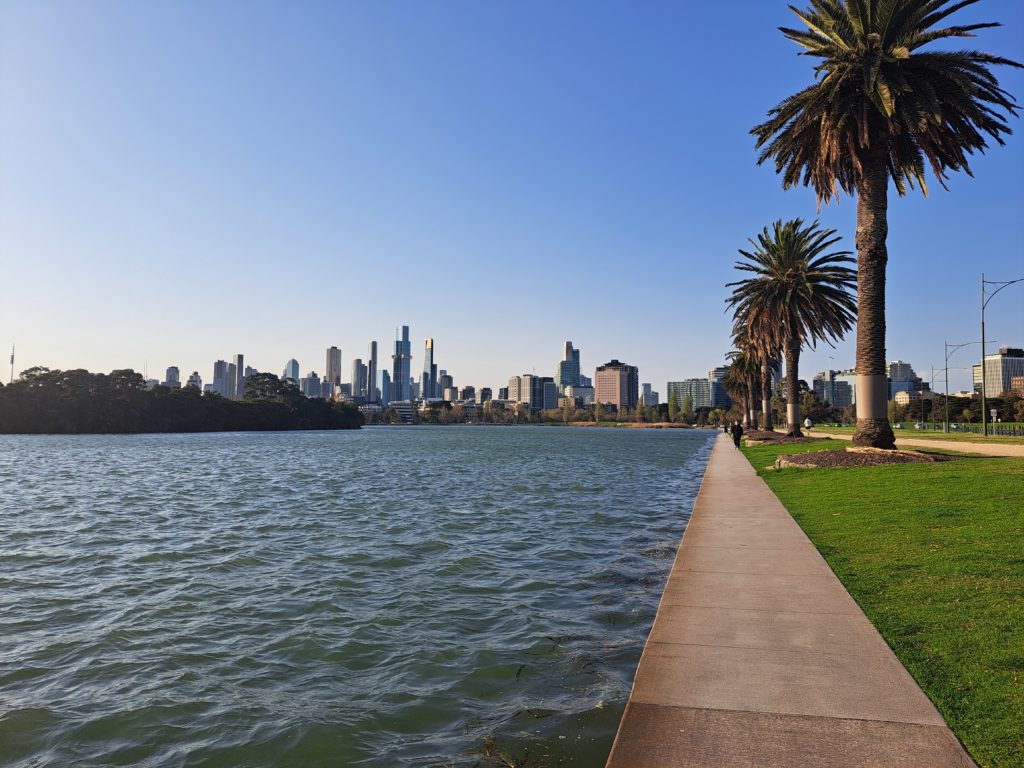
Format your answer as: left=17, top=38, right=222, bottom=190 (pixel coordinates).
left=722, top=0, right=1020, bottom=447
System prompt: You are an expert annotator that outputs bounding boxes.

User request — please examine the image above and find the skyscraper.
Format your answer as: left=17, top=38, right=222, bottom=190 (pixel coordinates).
left=163, top=366, right=180, bottom=388
left=595, top=360, right=639, bottom=409
left=707, top=366, right=732, bottom=408
left=392, top=326, right=412, bottom=401
left=380, top=370, right=391, bottom=406
left=212, top=360, right=229, bottom=397
left=232, top=354, right=244, bottom=399
left=283, top=359, right=300, bottom=383
left=555, top=341, right=581, bottom=394
left=422, top=338, right=435, bottom=399
left=186, top=371, right=202, bottom=390
left=351, top=358, right=367, bottom=399
left=667, top=380, right=711, bottom=409
left=367, top=341, right=378, bottom=403
left=226, top=363, right=238, bottom=399
left=326, top=346, right=343, bottom=386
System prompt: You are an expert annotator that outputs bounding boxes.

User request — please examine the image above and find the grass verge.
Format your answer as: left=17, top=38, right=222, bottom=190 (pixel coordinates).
left=742, top=440, right=1024, bottom=768
left=810, top=426, right=1024, bottom=445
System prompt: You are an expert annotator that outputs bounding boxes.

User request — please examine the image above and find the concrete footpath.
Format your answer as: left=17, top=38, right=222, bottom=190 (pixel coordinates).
left=811, top=429, right=1024, bottom=458
left=605, top=433, right=975, bottom=767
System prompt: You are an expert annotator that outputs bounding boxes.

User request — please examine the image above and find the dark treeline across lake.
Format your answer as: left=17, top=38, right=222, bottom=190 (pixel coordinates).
left=0, top=368, right=363, bottom=434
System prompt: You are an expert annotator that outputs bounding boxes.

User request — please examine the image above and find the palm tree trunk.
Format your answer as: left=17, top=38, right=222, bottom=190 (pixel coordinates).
left=762, top=361, right=773, bottom=431
left=853, top=144, right=896, bottom=449
left=785, top=334, right=801, bottom=436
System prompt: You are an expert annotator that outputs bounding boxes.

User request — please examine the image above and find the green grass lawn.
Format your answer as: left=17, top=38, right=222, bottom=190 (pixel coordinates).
left=742, top=441, right=1024, bottom=768
left=810, top=425, right=1024, bottom=445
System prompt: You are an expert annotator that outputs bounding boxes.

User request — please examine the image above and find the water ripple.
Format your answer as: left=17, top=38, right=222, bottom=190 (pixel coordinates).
left=0, top=426, right=712, bottom=767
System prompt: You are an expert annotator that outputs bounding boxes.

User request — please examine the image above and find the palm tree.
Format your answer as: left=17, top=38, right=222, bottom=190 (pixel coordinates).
left=734, top=320, right=781, bottom=432
left=724, top=348, right=761, bottom=428
left=727, top=219, right=856, bottom=436
left=752, top=0, right=1021, bottom=447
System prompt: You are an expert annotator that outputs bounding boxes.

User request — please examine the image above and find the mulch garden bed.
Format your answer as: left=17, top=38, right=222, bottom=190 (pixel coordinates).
left=775, top=448, right=956, bottom=469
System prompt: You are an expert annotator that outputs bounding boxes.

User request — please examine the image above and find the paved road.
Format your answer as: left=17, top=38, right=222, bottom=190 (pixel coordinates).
left=605, top=433, right=975, bottom=767
left=811, top=429, right=1024, bottom=457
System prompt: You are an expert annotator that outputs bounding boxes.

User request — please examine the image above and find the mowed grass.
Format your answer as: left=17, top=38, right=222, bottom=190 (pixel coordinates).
left=743, top=441, right=1024, bottom=768
left=810, top=425, right=1024, bottom=445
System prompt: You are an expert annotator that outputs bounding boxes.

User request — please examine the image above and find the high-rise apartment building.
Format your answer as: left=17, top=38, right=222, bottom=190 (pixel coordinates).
left=888, top=360, right=920, bottom=398
left=392, top=326, right=412, bottom=401
left=507, top=376, right=523, bottom=403
left=232, top=354, right=245, bottom=399
left=555, top=341, right=581, bottom=394
left=186, top=371, right=202, bottom=390
left=283, top=359, right=300, bottom=383
left=163, top=366, right=180, bottom=388
left=640, top=383, right=659, bottom=407
left=973, top=347, right=1024, bottom=398
left=565, top=385, right=595, bottom=405
left=707, top=366, right=732, bottom=408
left=367, top=341, right=378, bottom=403
left=421, top=338, right=435, bottom=399
left=813, top=370, right=855, bottom=409
left=498, top=386, right=509, bottom=400
left=380, top=370, right=391, bottom=406
left=226, top=363, right=238, bottom=399
left=212, top=360, right=229, bottom=397
left=667, top=379, right=711, bottom=409
left=326, top=346, right=343, bottom=386
left=595, top=360, right=639, bottom=409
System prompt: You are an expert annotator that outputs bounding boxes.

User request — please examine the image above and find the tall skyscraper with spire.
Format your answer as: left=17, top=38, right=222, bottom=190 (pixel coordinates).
left=555, top=341, right=581, bottom=394
left=421, top=338, right=435, bottom=399
left=392, top=326, right=412, bottom=401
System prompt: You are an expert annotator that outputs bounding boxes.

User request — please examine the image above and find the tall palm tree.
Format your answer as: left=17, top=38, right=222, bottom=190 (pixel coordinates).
left=752, top=0, right=1021, bottom=447
left=727, top=219, right=856, bottom=436
left=734, top=320, right=781, bottom=431
left=725, top=348, right=761, bottom=428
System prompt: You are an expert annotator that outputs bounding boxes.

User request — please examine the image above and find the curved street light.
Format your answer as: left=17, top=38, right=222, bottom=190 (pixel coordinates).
left=981, top=275, right=1024, bottom=436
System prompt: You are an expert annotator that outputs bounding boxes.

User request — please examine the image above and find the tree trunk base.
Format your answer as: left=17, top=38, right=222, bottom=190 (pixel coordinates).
left=852, top=418, right=896, bottom=449
left=786, top=428, right=802, bottom=438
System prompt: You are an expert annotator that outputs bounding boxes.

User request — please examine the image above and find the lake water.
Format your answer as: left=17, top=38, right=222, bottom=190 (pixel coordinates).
left=0, top=426, right=713, bottom=767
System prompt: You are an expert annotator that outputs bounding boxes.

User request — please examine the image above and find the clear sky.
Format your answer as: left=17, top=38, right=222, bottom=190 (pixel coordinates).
left=2, top=0, right=1023, bottom=395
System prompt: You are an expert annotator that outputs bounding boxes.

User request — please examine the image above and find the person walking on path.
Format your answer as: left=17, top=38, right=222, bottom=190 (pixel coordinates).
left=804, top=417, right=813, bottom=433
left=731, top=421, right=743, bottom=449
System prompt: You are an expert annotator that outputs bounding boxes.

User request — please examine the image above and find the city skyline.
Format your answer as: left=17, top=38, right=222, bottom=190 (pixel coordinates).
left=2, top=2, right=1022, bottom=395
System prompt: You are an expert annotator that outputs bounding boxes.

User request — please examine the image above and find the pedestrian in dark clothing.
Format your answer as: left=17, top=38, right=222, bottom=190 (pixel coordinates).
left=731, top=422, right=743, bottom=449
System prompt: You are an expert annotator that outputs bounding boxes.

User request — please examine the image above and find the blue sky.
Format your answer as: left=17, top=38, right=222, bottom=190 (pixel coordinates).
left=2, top=0, right=1022, bottom=395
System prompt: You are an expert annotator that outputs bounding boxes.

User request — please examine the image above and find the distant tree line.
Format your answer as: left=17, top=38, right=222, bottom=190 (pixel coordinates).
left=0, top=368, right=363, bottom=434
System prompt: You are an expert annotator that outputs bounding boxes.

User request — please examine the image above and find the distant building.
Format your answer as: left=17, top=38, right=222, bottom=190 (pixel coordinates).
left=443, top=386, right=459, bottom=402
left=185, top=371, right=202, bottom=390
left=283, top=359, right=300, bottom=383
left=707, top=366, right=732, bottom=408
left=300, top=371, right=322, bottom=398
left=367, top=341, right=378, bottom=403
left=667, top=379, right=710, bottom=409
left=212, top=360, right=229, bottom=397
left=380, top=370, right=391, bottom=406
left=894, top=390, right=935, bottom=406
left=555, top=341, right=581, bottom=394
left=973, top=347, right=1024, bottom=398
left=460, top=386, right=475, bottom=401
left=392, top=326, right=412, bottom=402
left=476, top=387, right=492, bottom=404
left=422, top=338, right=435, bottom=399
left=232, top=354, right=245, bottom=399
left=1011, top=376, right=1024, bottom=398
left=244, top=365, right=258, bottom=378
left=351, top=358, right=367, bottom=399
left=226, top=363, right=237, bottom=399
left=498, top=386, right=509, bottom=401
left=579, top=374, right=592, bottom=387
left=813, top=370, right=854, bottom=410
left=507, top=376, right=523, bottom=403
left=596, top=360, right=638, bottom=409
left=163, top=366, right=180, bottom=388
left=640, top=383, right=659, bottom=407
left=326, top=346, right=343, bottom=386
left=565, top=385, right=595, bottom=405
left=888, top=360, right=921, bottom=399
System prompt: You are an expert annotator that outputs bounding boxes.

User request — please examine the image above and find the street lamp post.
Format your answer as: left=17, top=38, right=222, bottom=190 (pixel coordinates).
left=944, top=341, right=991, bottom=433
left=981, top=275, right=1024, bottom=436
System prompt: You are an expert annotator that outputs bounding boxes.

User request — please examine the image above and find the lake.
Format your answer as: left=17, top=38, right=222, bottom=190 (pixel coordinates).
left=0, top=426, right=713, bottom=767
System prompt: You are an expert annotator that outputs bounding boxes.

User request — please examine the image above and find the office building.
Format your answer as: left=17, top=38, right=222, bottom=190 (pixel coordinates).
left=380, top=370, right=391, bottom=406
left=226, top=363, right=237, bottom=399
left=973, top=347, right=1024, bottom=398
left=351, top=358, right=367, bottom=399
left=367, top=341, right=378, bottom=403
left=392, top=326, right=412, bottom=401
left=1012, top=376, right=1024, bottom=398
left=596, top=360, right=639, bottom=409
left=667, top=379, right=711, bottom=410
left=283, top=359, right=300, bottom=383
left=300, top=371, right=322, bottom=398
left=460, top=386, right=476, bottom=402
left=555, top=341, right=581, bottom=394
left=565, top=385, right=595, bottom=405
left=813, top=370, right=855, bottom=410
left=163, top=366, right=180, bottom=388
left=326, top=346, right=343, bottom=386
left=212, top=360, right=229, bottom=397
left=579, top=374, right=592, bottom=387
left=232, top=354, right=245, bottom=399
left=186, top=371, right=202, bottom=390
left=640, top=383, right=659, bottom=407
left=421, top=338, right=435, bottom=399
left=476, top=387, right=492, bottom=404
left=244, top=366, right=258, bottom=378
left=498, top=386, right=509, bottom=401
left=888, top=360, right=920, bottom=398
left=507, top=376, right=522, bottom=403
